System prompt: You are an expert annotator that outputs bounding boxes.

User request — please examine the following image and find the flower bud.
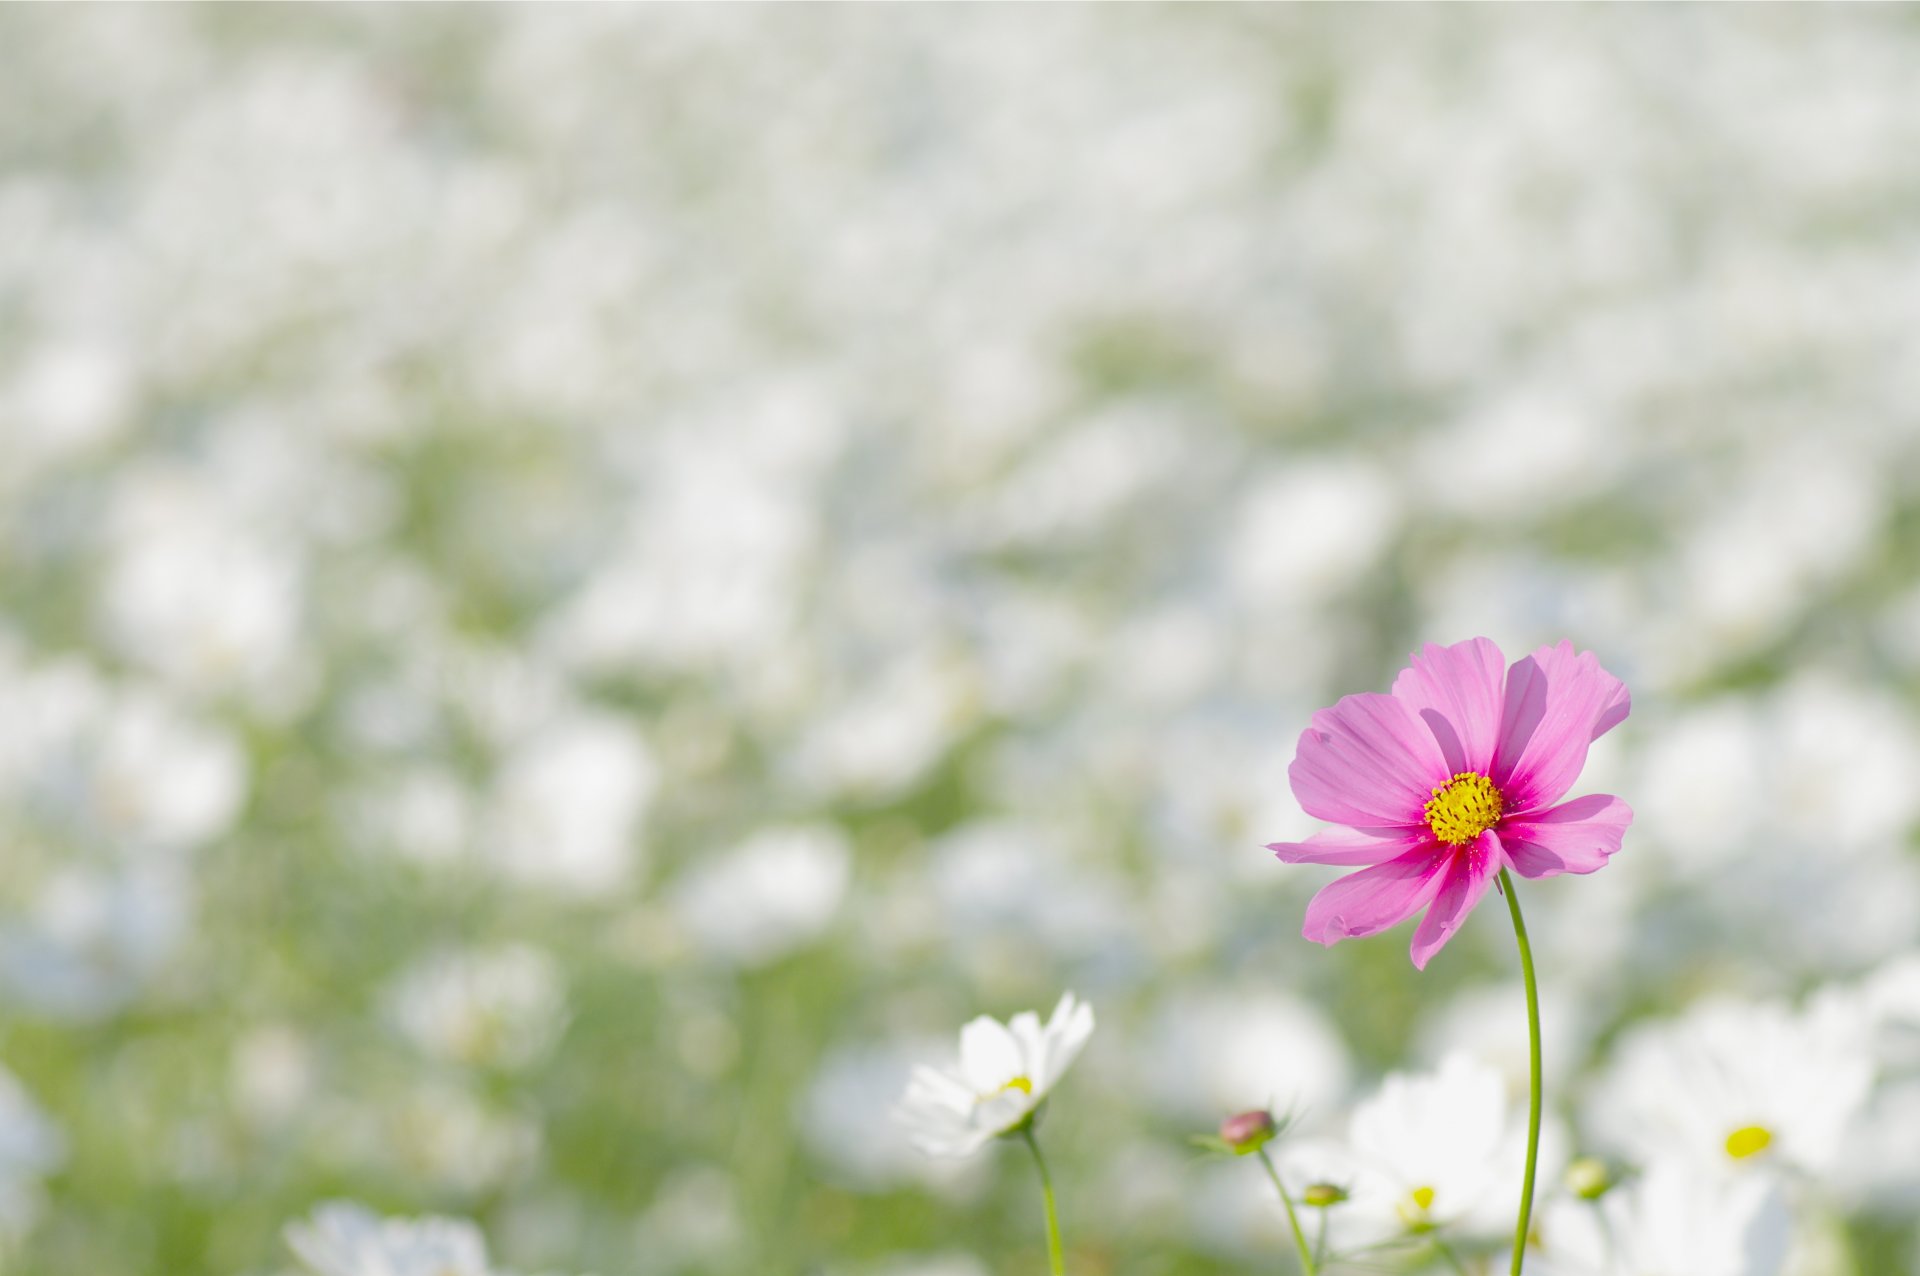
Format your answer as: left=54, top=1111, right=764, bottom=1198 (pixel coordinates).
left=1564, top=1156, right=1611, bottom=1201
left=1302, top=1182, right=1349, bottom=1208
left=1217, top=1108, right=1276, bottom=1153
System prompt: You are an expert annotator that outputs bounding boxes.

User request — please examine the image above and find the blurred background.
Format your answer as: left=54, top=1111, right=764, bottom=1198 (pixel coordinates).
left=2, top=5, right=1920, bottom=1274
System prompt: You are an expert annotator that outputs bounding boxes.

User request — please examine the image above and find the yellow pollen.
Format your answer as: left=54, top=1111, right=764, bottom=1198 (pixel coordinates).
left=1410, top=1185, right=1436, bottom=1212
left=1725, top=1124, right=1772, bottom=1160
left=1423, top=772, right=1504, bottom=845
left=1000, top=1075, right=1033, bottom=1096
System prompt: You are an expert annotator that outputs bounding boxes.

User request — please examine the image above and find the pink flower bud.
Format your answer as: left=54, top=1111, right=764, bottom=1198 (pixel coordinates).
left=1218, top=1108, right=1276, bottom=1152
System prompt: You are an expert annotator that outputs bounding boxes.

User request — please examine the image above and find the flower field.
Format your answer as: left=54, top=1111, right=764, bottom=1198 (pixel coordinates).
left=3, top=7, right=1920, bottom=1274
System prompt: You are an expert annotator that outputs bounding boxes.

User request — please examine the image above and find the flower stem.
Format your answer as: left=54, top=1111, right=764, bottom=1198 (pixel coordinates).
left=1019, top=1125, right=1066, bottom=1276
left=1255, top=1147, right=1317, bottom=1276
left=1500, top=868, right=1542, bottom=1276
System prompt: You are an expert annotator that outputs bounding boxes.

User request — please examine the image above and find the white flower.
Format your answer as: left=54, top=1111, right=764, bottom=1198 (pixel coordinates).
left=485, top=712, right=656, bottom=896
left=1533, top=1161, right=1790, bottom=1276
left=894, top=992, right=1094, bottom=1158
left=1343, top=1053, right=1562, bottom=1241
left=1584, top=994, right=1873, bottom=1180
left=285, top=1201, right=495, bottom=1276
left=672, top=824, right=852, bottom=968
left=382, top=943, right=569, bottom=1070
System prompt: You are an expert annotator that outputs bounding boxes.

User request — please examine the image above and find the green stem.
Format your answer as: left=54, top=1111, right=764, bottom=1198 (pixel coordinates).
left=1255, top=1147, right=1317, bottom=1276
left=1019, top=1125, right=1066, bottom=1276
left=1500, top=868, right=1542, bottom=1276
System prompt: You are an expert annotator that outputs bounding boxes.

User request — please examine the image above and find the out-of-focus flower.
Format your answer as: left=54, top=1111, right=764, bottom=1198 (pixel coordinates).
left=382, top=944, right=569, bottom=1070
left=485, top=711, right=655, bottom=896
left=1584, top=993, right=1873, bottom=1180
left=1343, top=1053, right=1562, bottom=1242
left=1533, top=1161, right=1789, bottom=1276
left=895, top=993, right=1094, bottom=1158
left=672, top=824, right=852, bottom=968
left=286, top=1201, right=495, bottom=1276
left=1270, top=637, right=1632, bottom=967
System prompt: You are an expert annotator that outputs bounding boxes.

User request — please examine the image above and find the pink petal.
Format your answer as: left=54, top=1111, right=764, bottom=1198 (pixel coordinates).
left=1491, top=641, right=1631, bottom=813
left=1302, top=842, right=1450, bottom=946
left=1500, top=793, right=1633, bottom=879
left=1269, top=826, right=1431, bottom=867
left=1391, top=637, right=1507, bottom=775
left=1408, top=831, right=1505, bottom=969
left=1289, top=692, right=1448, bottom=829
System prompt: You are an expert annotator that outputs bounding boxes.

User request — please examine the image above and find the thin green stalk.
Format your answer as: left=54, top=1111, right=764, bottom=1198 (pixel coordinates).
left=1019, top=1125, right=1066, bottom=1276
left=1255, top=1147, right=1317, bottom=1276
left=1500, top=868, right=1542, bottom=1276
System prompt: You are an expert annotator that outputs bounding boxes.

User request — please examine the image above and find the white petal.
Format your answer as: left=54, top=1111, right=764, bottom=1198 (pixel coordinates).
left=958, top=1015, right=1022, bottom=1093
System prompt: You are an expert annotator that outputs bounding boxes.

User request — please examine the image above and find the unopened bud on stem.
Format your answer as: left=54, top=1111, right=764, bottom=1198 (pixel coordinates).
left=1565, top=1156, right=1611, bottom=1201
left=1218, top=1108, right=1276, bottom=1154
left=1302, top=1182, right=1348, bottom=1208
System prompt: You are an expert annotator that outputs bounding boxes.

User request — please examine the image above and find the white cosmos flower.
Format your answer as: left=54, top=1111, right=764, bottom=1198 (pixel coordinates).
left=1584, top=994, right=1872, bottom=1180
left=1343, top=1052, right=1564, bottom=1241
left=1533, top=1160, right=1790, bottom=1276
left=285, top=1201, right=495, bottom=1276
left=894, top=992, right=1095, bottom=1158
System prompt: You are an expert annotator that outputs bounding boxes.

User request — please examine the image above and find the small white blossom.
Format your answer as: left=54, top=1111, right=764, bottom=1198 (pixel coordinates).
left=895, top=993, right=1094, bottom=1158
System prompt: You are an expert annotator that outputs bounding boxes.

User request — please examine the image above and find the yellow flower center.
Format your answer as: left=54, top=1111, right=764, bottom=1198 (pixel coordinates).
left=1000, top=1075, right=1033, bottom=1096
left=1725, top=1124, right=1772, bottom=1160
left=1397, top=1184, right=1439, bottom=1231
left=1423, top=771, right=1504, bottom=845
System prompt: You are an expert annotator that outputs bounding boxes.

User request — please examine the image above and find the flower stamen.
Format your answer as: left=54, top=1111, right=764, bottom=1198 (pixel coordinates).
left=1423, top=772, right=1504, bottom=845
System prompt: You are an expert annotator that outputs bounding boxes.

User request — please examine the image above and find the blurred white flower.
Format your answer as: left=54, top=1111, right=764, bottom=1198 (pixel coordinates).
left=486, top=712, right=655, bottom=896
left=1225, top=458, right=1399, bottom=609
left=286, top=1201, right=494, bottom=1276
left=1584, top=994, right=1873, bottom=1181
left=383, top=944, right=569, bottom=1071
left=672, top=825, right=851, bottom=968
left=0, top=338, right=132, bottom=465
left=0, top=862, right=192, bottom=1019
left=0, top=662, right=245, bottom=855
left=326, top=1082, right=540, bottom=1198
left=895, top=992, right=1094, bottom=1158
left=1344, top=1053, right=1561, bottom=1241
left=1533, top=1161, right=1789, bottom=1276
left=97, top=469, right=305, bottom=703
left=790, top=654, right=970, bottom=801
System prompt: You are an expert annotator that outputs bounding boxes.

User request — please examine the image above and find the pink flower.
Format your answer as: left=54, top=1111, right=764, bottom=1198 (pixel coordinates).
left=1269, top=638, right=1632, bottom=969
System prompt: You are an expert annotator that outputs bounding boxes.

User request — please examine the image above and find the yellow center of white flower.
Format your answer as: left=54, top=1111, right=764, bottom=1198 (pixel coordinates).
left=998, top=1075, right=1033, bottom=1097
left=1725, top=1124, right=1772, bottom=1159
left=1423, top=772, right=1504, bottom=845
left=1397, top=1184, right=1438, bottom=1231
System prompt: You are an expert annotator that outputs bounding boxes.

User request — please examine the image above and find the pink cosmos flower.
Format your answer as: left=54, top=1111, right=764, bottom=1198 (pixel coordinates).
left=1269, top=638, right=1632, bottom=969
